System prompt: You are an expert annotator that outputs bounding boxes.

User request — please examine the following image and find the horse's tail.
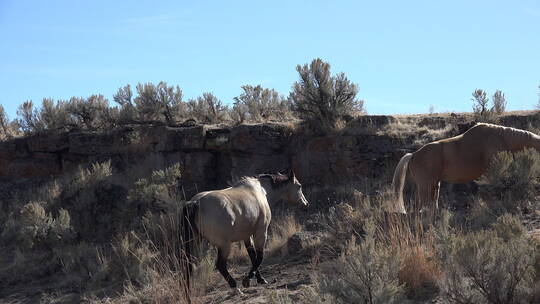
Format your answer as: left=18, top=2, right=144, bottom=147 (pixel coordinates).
left=392, top=153, right=412, bottom=214
left=182, top=200, right=199, bottom=293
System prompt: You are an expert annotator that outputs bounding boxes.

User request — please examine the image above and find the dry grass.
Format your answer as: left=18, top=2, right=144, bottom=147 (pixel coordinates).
left=380, top=210, right=442, bottom=300
left=398, top=245, right=441, bottom=299
left=228, top=212, right=303, bottom=263
left=228, top=242, right=249, bottom=264
left=266, top=213, right=302, bottom=258
left=382, top=118, right=455, bottom=146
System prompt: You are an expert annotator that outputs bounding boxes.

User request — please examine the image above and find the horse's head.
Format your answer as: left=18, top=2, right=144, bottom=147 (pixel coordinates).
left=280, top=170, right=309, bottom=208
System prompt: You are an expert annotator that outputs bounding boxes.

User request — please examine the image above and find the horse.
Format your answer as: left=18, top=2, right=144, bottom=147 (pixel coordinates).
left=181, top=170, right=308, bottom=293
left=392, top=123, right=540, bottom=214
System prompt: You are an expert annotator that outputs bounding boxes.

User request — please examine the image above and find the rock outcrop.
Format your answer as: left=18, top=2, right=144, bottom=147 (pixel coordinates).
left=2, top=112, right=539, bottom=197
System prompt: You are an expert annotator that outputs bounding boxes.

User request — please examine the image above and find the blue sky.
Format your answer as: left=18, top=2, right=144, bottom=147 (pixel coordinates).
left=1, top=0, right=539, bottom=119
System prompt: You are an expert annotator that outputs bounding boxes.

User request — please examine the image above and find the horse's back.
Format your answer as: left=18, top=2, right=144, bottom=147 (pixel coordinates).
left=439, top=124, right=506, bottom=182
left=192, top=186, right=269, bottom=246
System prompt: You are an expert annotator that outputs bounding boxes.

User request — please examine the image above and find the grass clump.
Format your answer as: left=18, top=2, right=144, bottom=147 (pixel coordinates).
left=398, top=245, right=441, bottom=300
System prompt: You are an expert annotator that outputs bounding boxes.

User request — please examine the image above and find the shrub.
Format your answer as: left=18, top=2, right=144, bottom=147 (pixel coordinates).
left=15, top=97, right=119, bottom=134
left=233, top=85, right=291, bottom=122
left=56, top=161, right=124, bottom=242
left=314, top=238, right=404, bottom=304
left=537, top=84, right=540, bottom=110
left=471, top=89, right=506, bottom=121
left=16, top=100, right=43, bottom=133
left=40, top=98, right=72, bottom=131
left=0, top=202, right=74, bottom=250
left=53, top=242, right=110, bottom=290
left=0, top=160, right=200, bottom=300
left=290, top=58, right=364, bottom=133
left=438, top=221, right=537, bottom=304
left=311, top=221, right=404, bottom=304
left=135, top=82, right=186, bottom=124
left=187, top=92, right=228, bottom=124
left=265, top=213, right=302, bottom=258
left=492, top=90, right=506, bottom=114
left=111, top=232, right=155, bottom=287
left=114, top=82, right=187, bottom=125
left=66, top=95, right=112, bottom=131
left=398, top=245, right=441, bottom=299
left=481, top=148, right=540, bottom=210
left=113, top=84, right=138, bottom=123
left=0, top=104, right=17, bottom=140
left=127, top=163, right=182, bottom=215
left=472, top=89, right=496, bottom=122
left=490, top=213, right=526, bottom=241
left=230, top=102, right=249, bottom=124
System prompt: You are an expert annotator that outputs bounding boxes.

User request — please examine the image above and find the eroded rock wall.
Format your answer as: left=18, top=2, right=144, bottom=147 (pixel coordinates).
left=2, top=112, right=539, bottom=197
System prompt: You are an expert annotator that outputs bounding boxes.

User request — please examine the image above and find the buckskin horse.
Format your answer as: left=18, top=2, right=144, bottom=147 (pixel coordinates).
left=182, top=170, right=308, bottom=294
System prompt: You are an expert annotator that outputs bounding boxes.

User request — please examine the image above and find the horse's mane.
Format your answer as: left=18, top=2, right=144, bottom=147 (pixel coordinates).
left=257, top=173, right=290, bottom=188
left=232, top=174, right=290, bottom=188
left=473, top=123, right=537, bottom=150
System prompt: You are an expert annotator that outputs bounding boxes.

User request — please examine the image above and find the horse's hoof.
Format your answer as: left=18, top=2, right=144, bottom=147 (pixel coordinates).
left=257, top=277, right=268, bottom=285
left=234, top=288, right=244, bottom=296
left=242, top=277, right=251, bottom=288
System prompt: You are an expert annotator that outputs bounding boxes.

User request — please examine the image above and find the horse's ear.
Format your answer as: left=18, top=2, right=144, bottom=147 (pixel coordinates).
left=288, top=169, right=295, bottom=180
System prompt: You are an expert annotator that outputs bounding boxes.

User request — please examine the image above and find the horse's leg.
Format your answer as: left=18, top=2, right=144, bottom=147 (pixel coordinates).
left=417, top=181, right=440, bottom=227
left=423, top=181, right=440, bottom=223
left=247, top=229, right=268, bottom=286
left=242, top=236, right=268, bottom=287
left=433, top=181, right=440, bottom=210
left=215, top=244, right=236, bottom=288
left=411, top=181, right=425, bottom=232
left=242, top=237, right=257, bottom=288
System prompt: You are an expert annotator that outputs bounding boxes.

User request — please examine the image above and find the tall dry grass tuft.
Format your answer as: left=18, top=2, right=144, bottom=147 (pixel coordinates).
left=398, top=245, right=441, bottom=299
left=227, top=213, right=303, bottom=263
left=310, top=188, right=448, bottom=302
left=379, top=208, right=443, bottom=300
left=140, top=206, right=211, bottom=304
left=266, top=213, right=302, bottom=258
left=113, top=205, right=219, bottom=304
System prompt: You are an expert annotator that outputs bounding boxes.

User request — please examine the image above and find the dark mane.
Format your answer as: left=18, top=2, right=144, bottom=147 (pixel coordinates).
left=257, top=173, right=290, bottom=188
left=231, top=173, right=291, bottom=188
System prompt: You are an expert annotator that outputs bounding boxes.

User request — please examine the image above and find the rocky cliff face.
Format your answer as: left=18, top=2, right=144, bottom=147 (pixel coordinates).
left=2, top=112, right=539, bottom=197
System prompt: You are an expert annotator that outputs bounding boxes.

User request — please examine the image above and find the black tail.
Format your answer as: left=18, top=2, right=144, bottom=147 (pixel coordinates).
left=182, top=201, right=199, bottom=291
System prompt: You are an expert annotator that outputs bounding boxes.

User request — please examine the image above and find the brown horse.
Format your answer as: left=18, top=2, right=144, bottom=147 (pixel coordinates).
left=182, top=170, right=308, bottom=294
left=392, top=123, right=540, bottom=214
